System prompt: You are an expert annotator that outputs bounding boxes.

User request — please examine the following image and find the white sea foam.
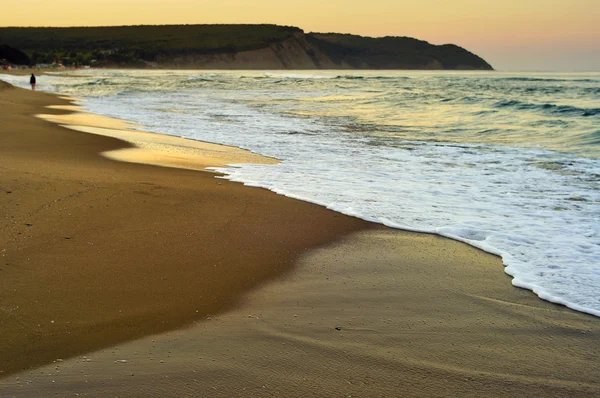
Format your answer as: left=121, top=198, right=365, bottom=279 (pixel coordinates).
left=2, top=70, right=599, bottom=317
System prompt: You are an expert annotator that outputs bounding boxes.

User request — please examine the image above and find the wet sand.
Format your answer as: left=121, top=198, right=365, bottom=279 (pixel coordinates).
left=1, top=78, right=599, bottom=397
left=1, top=230, right=599, bottom=397
left=0, top=80, right=371, bottom=376
left=37, top=106, right=278, bottom=172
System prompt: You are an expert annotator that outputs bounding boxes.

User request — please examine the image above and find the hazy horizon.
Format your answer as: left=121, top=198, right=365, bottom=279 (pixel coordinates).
left=2, top=0, right=598, bottom=72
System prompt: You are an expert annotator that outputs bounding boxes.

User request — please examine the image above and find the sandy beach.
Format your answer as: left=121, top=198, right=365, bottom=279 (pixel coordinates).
left=0, top=79, right=371, bottom=375
left=1, top=77, right=599, bottom=397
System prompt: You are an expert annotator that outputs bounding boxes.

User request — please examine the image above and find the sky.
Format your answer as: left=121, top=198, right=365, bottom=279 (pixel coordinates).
left=1, top=0, right=599, bottom=71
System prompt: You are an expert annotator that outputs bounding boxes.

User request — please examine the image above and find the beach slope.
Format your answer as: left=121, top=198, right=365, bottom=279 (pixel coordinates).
left=0, top=80, right=371, bottom=376
left=0, top=79, right=598, bottom=397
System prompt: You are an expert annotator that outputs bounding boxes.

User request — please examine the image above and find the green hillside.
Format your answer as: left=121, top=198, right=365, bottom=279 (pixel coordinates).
left=0, top=25, right=302, bottom=65
left=308, top=33, right=492, bottom=69
left=0, top=24, right=493, bottom=70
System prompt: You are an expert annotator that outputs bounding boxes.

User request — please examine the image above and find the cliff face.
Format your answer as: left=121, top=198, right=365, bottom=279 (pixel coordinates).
left=158, top=32, right=492, bottom=70
left=156, top=33, right=338, bottom=70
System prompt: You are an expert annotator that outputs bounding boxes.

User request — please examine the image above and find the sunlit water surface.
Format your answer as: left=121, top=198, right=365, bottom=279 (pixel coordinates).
left=2, top=70, right=599, bottom=317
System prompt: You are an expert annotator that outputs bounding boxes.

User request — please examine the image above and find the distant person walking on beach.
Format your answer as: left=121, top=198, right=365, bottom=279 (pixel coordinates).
left=30, top=73, right=36, bottom=90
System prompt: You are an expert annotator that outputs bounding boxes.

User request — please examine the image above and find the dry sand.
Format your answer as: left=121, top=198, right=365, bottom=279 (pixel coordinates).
left=1, top=78, right=599, bottom=397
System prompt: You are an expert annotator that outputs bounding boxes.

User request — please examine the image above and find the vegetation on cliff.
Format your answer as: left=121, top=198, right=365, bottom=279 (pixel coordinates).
left=308, top=33, right=493, bottom=70
left=0, top=24, right=492, bottom=70
left=0, top=25, right=302, bottom=66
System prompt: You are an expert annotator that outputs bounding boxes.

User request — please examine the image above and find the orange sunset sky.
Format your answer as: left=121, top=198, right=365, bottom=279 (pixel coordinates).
left=1, top=0, right=599, bottom=71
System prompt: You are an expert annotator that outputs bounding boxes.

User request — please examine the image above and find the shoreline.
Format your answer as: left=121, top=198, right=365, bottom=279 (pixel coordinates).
left=37, top=103, right=280, bottom=173
left=0, top=80, right=373, bottom=376
left=1, top=79, right=599, bottom=396
left=2, top=231, right=600, bottom=396
left=3, top=69, right=599, bottom=319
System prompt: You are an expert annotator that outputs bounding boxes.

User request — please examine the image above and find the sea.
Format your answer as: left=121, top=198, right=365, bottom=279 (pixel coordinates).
left=2, top=70, right=599, bottom=317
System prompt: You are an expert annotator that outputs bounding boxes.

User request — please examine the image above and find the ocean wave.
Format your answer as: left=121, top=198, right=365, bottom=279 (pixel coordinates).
left=471, top=110, right=499, bottom=116
left=263, top=73, right=337, bottom=80
left=440, top=96, right=479, bottom=104
left=582, top=87, right=600, bottom=95
left=240, top=74, right=411, bottom=82
left=334, top=75, right=411, bottom=81
left=526, top=119, right=571, bottom=127
left=185, top=76, right=216, bottom=82
left=335, top=75, right=365, bottom=80
left=497, top=77, right=599, bottom=83
left=493, top=99, right=600, bottom=117
left=578, top=130, right=600, bottom=146
left=517, top=86, right=566, bottom=95
left=74, top=77, right=115, bottom=86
